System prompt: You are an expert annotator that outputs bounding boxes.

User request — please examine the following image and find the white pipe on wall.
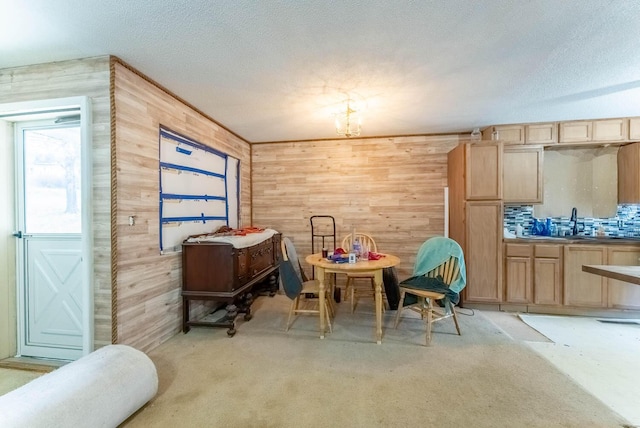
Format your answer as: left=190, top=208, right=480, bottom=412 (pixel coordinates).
left=444, top=187, right=449, bottom=238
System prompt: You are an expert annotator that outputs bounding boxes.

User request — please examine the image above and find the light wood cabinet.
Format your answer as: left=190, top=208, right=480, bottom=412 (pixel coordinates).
left=482, top=125, right=524, bottom=145
left=526, top=123, right=558, bottom=145
left=465, top=142, right=503, bottom=200
left=504, top=243, right=562, bottom=306
left=503, top=146, right=543, bottom=203
left=618, top=142, right=640, bottom=204
left=563, top=245, right=607, bottom=308
left=630, top=118, right=640, bottom=140
left=465, top=201, right=503, bottom=303
left=505, top=243, right=532, bottom=303
left=448, top=143, right=503, bottom=305
left=593, top=118, right=628, bottom=141
left=486, top=117, right=639, bottom=146
left=607, top=246, right=640, bottom=310
left=559, top=121, right=593, bottom=143
left=533, top=244, right=562, bottom=305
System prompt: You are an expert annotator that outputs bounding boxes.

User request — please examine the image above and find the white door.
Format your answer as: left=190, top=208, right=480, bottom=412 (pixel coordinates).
left=16, top=121, right=84, bottom=360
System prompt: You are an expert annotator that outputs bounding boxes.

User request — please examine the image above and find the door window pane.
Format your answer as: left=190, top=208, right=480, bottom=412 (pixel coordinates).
left=23, top=126, right=81, bottom=234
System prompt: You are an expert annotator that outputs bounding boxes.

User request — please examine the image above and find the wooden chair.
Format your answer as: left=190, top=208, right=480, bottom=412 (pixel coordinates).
left=340, top=233, right=382, bottom=313
left=394, top=237, right=466, bottom=345
left=280, top=237, right=333, bottom=332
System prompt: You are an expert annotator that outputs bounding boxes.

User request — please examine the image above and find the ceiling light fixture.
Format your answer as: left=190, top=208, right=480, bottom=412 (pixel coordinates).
left=335, top=98, right=361, bottom=138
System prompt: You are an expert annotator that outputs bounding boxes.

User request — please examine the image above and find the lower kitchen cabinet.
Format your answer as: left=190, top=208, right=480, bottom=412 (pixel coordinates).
left=502, top=241, right=639, bottom=312
left=505, top=243, right=562, bottom=305
left=607, top=246, right=640, bottom=310
left=533, top=245, right=562, bottom=305
left=563, top=245, right=607, bottom=308
left=504, top=243, right=532, bottom=303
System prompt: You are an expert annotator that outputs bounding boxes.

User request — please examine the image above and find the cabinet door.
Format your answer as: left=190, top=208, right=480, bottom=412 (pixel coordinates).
left=630, top=117, right=640, bottom=140
left=607, top=246, right=640, bottom=310
left=526, top=123, right=558, bottom=145
left=617, top=142, right=640, bottom=204
left=534, top=258, right=562, bottom=305
left=504, top=244, right=533, bottom=303
left=559, top=121, right=593, bottom=143
left=533, top=244, right=562, bottom=305
left=593, top=118, right=628, bottom=141
left=563, top=245, right=607, bottom=307
left=505, top=257, right=532, bottom=303
left=503, top=147, right=543, bottom=203
left=465, top=143, right=502, bottom=200
left=495, top=125, right=525, bottom=145
left=464, top=201, right=503, bottom=303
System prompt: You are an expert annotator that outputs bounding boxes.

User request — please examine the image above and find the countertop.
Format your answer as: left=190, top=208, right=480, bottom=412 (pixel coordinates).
left=582, top=265, right=640, bottom=285
left=504, top=236, right=640, bottom=245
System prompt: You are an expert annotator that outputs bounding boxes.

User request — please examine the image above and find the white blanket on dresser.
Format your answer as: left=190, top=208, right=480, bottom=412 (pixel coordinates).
left=185, top=228, right=278, bottom=248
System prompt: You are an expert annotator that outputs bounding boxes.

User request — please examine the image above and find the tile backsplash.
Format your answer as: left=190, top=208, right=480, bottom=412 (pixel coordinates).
left=504, top=204, right=640, bottom=238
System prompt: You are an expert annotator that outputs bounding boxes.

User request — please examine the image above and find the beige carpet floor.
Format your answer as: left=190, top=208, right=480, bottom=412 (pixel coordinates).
left=0, top=368, right=43, bottom=396
left=118, top=295, right=630, bottom=428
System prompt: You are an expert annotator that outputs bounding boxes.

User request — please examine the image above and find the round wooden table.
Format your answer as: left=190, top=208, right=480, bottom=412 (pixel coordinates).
left=305, top=253, right=401, bottom=344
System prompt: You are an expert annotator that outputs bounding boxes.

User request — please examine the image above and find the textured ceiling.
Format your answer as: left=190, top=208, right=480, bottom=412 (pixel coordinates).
left=2, top=0, right=640, bottom=143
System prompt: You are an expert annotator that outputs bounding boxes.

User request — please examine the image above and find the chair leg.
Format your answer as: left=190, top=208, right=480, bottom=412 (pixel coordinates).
left=451, top=304, right=461, bottom=335
left=394, top=290, right=406, bottom=329
left=286, top=297, right=298, bottom=331
left=426, top=298, right=434, bottom=346
left=418, top=297, right=426, bottom=320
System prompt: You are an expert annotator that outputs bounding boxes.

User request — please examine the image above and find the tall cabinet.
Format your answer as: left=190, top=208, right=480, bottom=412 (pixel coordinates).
left=448, top=142, right=504, bottom=304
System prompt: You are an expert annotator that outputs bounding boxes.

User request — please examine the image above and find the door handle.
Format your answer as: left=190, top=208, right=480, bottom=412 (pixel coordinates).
left=13, top=231, right=22, bottom=238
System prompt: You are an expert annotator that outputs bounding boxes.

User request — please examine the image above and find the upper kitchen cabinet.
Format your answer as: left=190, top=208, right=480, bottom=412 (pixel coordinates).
left=503, top=146, right=543, bottom=203
left=482, top=125, right=524, bottom=145
left=560, top=118, right=629, bottom=144
left=559, top=121, right=593, bottom=143
left=593, top=118, right=628, bottom=142
left=525, top=123, right=558, bottom=145
left=465, top=142, right=503, bottom=200
left=448, top=141, right=502, bottom=253
left=618, top=142, right=640, bottom=204
left=629, top=118, right=640, bottom=140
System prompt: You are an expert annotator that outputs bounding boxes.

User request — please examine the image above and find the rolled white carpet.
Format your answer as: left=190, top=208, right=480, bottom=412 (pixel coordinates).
left=0, top=344, right=158, bottom=428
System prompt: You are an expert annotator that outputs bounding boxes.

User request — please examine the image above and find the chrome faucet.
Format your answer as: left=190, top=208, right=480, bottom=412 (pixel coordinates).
left=570, top=207, right=578, bottom=235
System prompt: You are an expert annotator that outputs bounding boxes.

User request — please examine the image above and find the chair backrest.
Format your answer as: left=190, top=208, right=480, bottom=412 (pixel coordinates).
left=414, top=236, right=466, bottom=293
left=341, top=233, right=377, bottom=253
left=426, top=256, right=460, bottom=286
left=280, top=237, right=303, bottom=299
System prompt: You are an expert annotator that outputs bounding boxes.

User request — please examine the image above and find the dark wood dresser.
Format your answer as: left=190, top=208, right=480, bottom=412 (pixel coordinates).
left=182, top=232, right=281, bottom=336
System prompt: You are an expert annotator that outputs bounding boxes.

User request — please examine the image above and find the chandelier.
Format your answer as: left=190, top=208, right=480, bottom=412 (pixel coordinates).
left=334, top=98, right=361, bottom=138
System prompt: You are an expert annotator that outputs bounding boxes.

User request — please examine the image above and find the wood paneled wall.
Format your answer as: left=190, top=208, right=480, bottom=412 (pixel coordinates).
left=251, top=135, right=460, bottom=281
left=0, top=57, right=113, bottom=349
left=113, top=61, right=251, bottom=351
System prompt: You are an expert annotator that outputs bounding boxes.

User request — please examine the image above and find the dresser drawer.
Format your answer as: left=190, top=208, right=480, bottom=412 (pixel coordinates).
left=249, top=240, right=275, bottom=276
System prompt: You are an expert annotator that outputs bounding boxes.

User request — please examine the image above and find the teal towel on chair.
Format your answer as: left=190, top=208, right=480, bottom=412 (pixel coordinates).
left=413, top=237, right=466, bottom=293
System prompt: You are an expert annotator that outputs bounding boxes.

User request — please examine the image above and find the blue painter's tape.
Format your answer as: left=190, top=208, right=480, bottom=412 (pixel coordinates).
left=176, top=146, right=192, bottom=155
